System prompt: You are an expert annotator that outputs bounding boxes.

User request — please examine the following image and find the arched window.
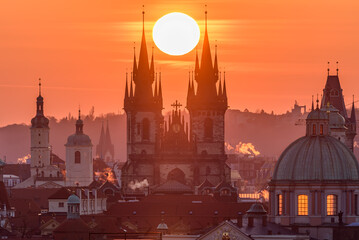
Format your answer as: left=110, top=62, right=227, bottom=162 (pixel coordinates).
left=75, top=151, right=81, bottom=164
left=297, top=195, right=308, bottom=216
left=204, top=118, right=213, bottom=139
left=327, top=194, right=338, bottom=216
left=278, top=194, right=283, bottom=216
left=320, top=124, right=324, bottom=135
left=312, top=124, right=316, bottom=135
left=142, top=118, right=150, bottom=140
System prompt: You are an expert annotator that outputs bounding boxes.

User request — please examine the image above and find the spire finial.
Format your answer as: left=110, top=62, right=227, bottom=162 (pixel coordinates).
left=78, top=106, right=81, bottom=120
left=38, top=78, right=42, bottom=96
left=142, top=5, right=145, bottom=31
left=205, top=5, right=208, bottom=30
left=327, top=61, right=330, bottom=76
left=316, top=94, right=319, bottom=109
left=336, top=61, right=339, bottom=76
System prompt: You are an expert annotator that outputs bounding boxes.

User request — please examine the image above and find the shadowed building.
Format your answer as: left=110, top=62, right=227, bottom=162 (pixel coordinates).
left=121, top=11, right=230, bottom=194
left=320, top=68, right=357, bottom=152
left=269, top=99, right=359, bottom=240
left=96, top=121, right=115, bottom=162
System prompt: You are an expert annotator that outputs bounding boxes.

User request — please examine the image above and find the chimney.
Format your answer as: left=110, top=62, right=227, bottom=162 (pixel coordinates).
left=237, top=212, right=243, bottom=227
left=248, top=216, right=253, bottom=227
left=262, top=215, right=267, bottom=226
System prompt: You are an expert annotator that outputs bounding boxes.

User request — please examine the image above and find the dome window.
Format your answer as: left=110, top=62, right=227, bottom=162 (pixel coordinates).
left=312, top=124, right=316, bottom=135
left=297, top=195, right=308, bottom=216
left=327, top=194, right=338, bottom=216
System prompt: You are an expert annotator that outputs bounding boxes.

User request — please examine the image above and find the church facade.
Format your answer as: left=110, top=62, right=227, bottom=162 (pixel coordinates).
left=121, top=12, right=230, bottom=193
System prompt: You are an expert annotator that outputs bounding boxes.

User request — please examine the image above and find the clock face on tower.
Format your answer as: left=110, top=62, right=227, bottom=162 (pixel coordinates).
left=172, top=123, right=181, bottom=133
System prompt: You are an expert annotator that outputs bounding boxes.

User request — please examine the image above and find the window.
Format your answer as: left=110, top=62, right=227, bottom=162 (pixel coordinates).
left=320, top=124, right=323, bottom=135
left=204, top=118, right=213, bottom=139
left=312, top=124, right=316, bottom=135
left=298, top=195, right=308, bottom=216
left=75, top=151, right=81, bottom=164
left=142, top=118, right=150, bottom=140
left=278, top=194, right=283, bottom=215
left=58, top=202, right=64, bottom=208
left=355, top=194, right=358, bottom=216
left=327, top=194, right=338, bottom=216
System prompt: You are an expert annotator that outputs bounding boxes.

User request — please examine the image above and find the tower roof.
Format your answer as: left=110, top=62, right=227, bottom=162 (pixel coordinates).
left=31, top=78, right=49, bottom=129
left=321, top=74, right=347, bottom=118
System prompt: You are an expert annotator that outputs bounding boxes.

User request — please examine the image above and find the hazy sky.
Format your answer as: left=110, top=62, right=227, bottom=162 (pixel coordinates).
left=1, top=0, right=359, bottom=126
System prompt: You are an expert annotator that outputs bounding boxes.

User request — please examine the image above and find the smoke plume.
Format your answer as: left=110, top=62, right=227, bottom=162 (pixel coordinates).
left=128, top=179, right=149, bottom=190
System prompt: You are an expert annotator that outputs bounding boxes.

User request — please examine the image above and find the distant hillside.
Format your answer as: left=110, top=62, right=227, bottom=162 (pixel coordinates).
left=0, top=108, right=358, bottom=163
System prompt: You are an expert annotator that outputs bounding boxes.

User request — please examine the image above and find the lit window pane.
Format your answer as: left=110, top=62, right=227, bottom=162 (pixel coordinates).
left=298, top=195, right=308, bottom=216
left=278, top=194, right=283, bottom=215
left=327, top=194, right=338, bottom=216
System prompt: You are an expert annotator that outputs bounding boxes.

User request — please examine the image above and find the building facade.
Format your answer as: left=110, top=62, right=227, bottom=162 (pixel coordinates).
left=121, top=12, right=230, bottom=193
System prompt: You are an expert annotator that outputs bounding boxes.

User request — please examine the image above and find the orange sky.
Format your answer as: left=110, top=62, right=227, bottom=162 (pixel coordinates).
left=1, top=0, right=359, bottom=126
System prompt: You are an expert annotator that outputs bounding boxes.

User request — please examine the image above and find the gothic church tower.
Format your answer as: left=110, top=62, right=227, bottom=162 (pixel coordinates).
left=122, top=11, right=163, bottom=188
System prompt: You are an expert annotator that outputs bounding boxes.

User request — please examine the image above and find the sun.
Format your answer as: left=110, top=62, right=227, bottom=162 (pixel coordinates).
left=153, top=12, right=200, bottom=56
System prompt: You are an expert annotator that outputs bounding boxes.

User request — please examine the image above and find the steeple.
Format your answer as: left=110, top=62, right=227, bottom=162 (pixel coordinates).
left=223, top=71, right=227, bottom=98
left=133, top=45, right=137, bottom=76
left=214, top=44, right=219, bottom=80
left=124, top=72, right=129, bottom=100
left=76, top=109, right=83, bottom=134
left=105, top=120, right=112, bottom=147
left=36, top=78, right=44, bottom=116
left=195, top=49, right=199, bottom=78
left=99, top=121, right=105, bottom=148
left=218, top=72, right=222, bottom=96
left=130, top=73, right=134, bottom=98
left=154, top=73, right=158, bottom=97
left=158, top=72, right=163, bottom=105
left=200, top=9, right=213, bottom=73
left=150, top=47, right=155, bottom=81
left=136, top=9, right=150, bottom=81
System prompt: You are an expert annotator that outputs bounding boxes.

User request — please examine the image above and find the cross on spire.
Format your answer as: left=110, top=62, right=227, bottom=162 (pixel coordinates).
left=171, top=100, right=182, bottom=111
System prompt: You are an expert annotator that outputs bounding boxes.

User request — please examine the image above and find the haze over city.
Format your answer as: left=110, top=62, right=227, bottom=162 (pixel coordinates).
left=1, top=0, right=359, bottom=126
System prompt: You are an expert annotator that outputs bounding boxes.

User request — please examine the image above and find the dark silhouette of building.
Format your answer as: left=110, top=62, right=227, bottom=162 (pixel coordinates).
left=96, top=120, right=115, bottom=162
left=121, top=11, right=230, bottom=193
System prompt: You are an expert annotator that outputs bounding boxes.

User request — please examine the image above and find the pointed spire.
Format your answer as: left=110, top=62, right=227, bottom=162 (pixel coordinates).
left=327, top=61, right=330, bottom=76
left=105, top=119, right=112, bottom=147
left=150, top=47, right=155, bottom=80
left=137, top=7, right=150, bottom=77
left=311, top=95, right=314, bottom=111
left=218, top=71, right=222, bottom=96
left=99, top=121, right=105, bottom=145
left=125, top=72, right=129, bottom=99
left=187, top=71, right=192, bottom=97
left=130, top=73, right=134, bottom=98
left=133, top=44, right=137, bottom=75
left=154, top=73, right=158, bottom=97
left=316, top=94, right=319, bottom=109
left=223, top=71, right=227, bottom=98
left=195, top=49, right=200, bottom=78
left=351, top=95, right=356, bottom=122
left=159, top=72, right=163, bottom=102
left=214, top=43, right=219, bottom=80
left=200, top=7, right=213, bottom=71
left=191, top=71, right=195, bottom=95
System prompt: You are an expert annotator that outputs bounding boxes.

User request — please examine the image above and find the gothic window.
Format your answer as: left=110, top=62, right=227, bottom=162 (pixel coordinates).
left=204, top=118, right=213, bottom=139
left=327, top=194, right=338, bottom=216
left=278, top=194, right=283, bottom=215
left=59, top=202, right=64, bottom=208
left=297, top=195, right=308, bottom=216
left=320, top=124, right=324, bottom=135
left=75, top=151, right=81, bottom=164
left=312, top=124, right=316, bottom=135
left=142, top=118, right=150, bottom=140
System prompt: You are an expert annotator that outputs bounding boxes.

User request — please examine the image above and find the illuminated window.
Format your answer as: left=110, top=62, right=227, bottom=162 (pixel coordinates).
left=312, top=124, right=316, bottom=135
left=327, top=194, right=338, bottom=216
left=297, top=195, right=308, bottom=216
left=75, top=151, right=81, bottom=164
left=278, top=194, right=283, bottom=215
left=320, top=124, right=323, bottom=135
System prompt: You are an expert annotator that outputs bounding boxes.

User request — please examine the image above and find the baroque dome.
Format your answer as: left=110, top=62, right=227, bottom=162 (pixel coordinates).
left=31, top=115, right=49, bottom=128
left=66, top=133, right=92, bottom=146
left=272, top=135, right=359, bottom=181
